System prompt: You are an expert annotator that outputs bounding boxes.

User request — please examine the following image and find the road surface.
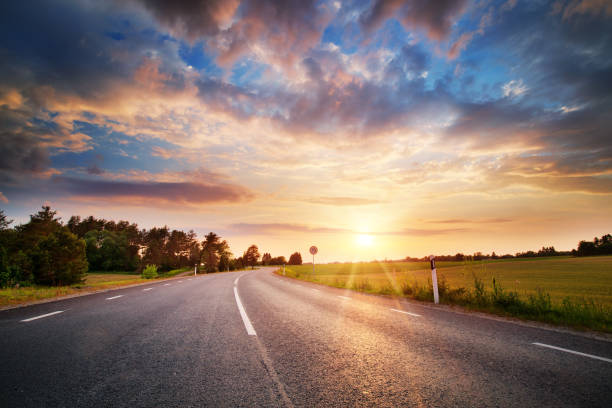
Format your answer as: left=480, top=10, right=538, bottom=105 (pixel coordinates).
left=1, top=268, right=611, bottom=407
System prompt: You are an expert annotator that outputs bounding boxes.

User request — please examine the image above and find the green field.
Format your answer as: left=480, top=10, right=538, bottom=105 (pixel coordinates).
left=283, top=256, right=612, bottom=305
left=278, top=256, right=612, bottom=332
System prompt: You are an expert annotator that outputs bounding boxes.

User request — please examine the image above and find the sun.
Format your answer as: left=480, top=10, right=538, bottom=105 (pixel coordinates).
left=356, top=234, right=374, bottom=246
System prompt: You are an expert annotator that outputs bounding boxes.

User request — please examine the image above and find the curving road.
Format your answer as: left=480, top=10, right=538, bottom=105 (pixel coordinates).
left=1, top=267, right=611, bottom=407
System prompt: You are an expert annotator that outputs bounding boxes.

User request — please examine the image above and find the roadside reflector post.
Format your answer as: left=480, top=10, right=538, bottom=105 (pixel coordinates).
left=283, top=264, right=286, bottom=275
left=430, top=255, right=439, bottom=304
left=194, top=264, right=197, bottom=276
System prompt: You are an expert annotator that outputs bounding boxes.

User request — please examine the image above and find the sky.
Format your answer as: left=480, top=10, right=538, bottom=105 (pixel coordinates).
left=1, top=0, right=611, bottom=262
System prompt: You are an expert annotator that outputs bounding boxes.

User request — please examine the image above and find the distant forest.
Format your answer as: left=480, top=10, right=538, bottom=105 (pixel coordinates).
left=402, top=234, right=612, bottom=262
left=0, top=207, right=301, bottom=288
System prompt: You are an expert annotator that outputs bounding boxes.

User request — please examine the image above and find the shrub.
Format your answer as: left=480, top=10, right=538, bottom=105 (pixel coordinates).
left=472, top=273, right=487, bottom=305
left=142, top=264, right=158, bottom=279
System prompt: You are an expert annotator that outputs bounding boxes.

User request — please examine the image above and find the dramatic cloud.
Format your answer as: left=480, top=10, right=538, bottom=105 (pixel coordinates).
left=54, top=177, right=254, bottom=205
left=134, top=0, right=329, bottom=69
left=360, top=0, right=468, bottom=41
left=134, top=0, right=239, bottom=39
left=1, top=0, right=611, bottom=258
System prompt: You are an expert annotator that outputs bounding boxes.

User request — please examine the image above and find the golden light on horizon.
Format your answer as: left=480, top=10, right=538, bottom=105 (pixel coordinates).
left=356, top=234, right=374, bottom=246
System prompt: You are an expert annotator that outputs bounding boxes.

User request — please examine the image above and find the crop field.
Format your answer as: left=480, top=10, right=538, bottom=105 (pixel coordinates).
left=281, top=256, right=612, bottom=306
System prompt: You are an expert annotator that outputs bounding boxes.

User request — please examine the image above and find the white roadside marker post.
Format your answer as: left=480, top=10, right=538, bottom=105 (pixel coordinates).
left=430, top=255, right=439, bottom=304
left=194, top=264, right=197, bottom=276
left=283, top=264, right=286, bottom=276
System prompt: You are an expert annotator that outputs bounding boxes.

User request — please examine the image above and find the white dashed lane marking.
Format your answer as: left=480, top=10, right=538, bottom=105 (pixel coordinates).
left=21, top=311, right=64, bottom=322
left=106, top=295, right=123, bottom=300
left=532, top=343, right=612, bottom=363
left=390, top=308, right=421, bottom=317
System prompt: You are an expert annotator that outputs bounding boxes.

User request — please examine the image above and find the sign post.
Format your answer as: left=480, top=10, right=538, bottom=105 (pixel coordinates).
left=309, top=246, right=318, bottom=275
left=429, top=255, right=439, bottom=304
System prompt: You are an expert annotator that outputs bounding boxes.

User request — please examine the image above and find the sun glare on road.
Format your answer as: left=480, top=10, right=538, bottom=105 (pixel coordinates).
left=356, top=234, right=374, bottom=246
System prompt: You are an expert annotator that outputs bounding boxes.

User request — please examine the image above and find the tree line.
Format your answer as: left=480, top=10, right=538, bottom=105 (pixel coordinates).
left=402, top=234, right=612, bottom=262
left=0, top=207, right=304, bottom=288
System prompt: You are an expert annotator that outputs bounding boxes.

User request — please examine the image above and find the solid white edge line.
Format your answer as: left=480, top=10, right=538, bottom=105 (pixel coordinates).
left=106, top=295, right=123, bottom=300
left=234, top=286, right=256, bottom=336
left=143, top=288, right=153, bottom=291
left=390, top=308, right=421, bottom=317
left=532, top=342, right=612, bottom=363
left=21, top=310, right=64, bottom=322
left=337, top=295, right=351, bottom=300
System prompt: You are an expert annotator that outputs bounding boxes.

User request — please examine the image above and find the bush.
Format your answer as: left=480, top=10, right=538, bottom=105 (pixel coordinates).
left=142, top=264, right=158, bottom=279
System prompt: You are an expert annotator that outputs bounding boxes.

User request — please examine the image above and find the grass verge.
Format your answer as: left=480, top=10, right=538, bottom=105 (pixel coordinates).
left=2, top=272, right=152, bottom=308
left=276, top=257, right=612, bottom=333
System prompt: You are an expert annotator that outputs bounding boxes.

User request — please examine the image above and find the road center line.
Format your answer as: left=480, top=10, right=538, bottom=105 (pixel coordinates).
left=234, top=276, right=240, bottom=285
left=106, top=295, right=123, bottom=300
left=311, top=288, right=320, bottom=293
left=187, top=278, right=192, bottom=281
left=390, top=308, right=421, bottom=317
left=20, top=310, right=64, bottom=322
left=337, top=295, right=351, bottom=300
left=234, top=286, right=256, bottom=336
left=143, top=288, right=153, bottom=291
left=532, top=342, right=612, bottom=363
left=164, top=283, right=171, bottom=286
left=178, top=280, right=183, bottom=283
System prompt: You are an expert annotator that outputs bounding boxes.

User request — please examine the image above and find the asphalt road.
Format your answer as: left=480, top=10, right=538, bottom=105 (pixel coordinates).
left=1, top=268, right=611, bottom=407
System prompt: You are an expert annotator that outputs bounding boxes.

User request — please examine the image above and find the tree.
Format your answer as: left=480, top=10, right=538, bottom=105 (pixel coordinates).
left=0, top=210, right=12, bottom=230
left=202, top=232, right=221, bottom=273
left=16, top=206, right=87, bottom=285
left=288, top=252, right=302, bottom=265
left=244, top=245, right=260, bottom=269
left=261, top=252, right=272, bottom=265
left=270, top=256, right=287, bottom=265
left=142, top=226, right=170, bottom=270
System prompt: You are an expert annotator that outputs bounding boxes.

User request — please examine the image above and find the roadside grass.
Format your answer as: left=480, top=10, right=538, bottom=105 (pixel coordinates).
left=0, top=267, right=248, bottom=308
left=159, top=267, right=192, bottom=278
left=276, top=256, right=612, bottom=333
left=0, top=272, right=148, bottom=308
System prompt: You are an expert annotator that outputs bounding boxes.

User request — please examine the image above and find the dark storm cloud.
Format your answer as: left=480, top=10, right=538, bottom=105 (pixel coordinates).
left=54, top=177, right=254, bottom=205
left=360, top=0, right=468, bottom=40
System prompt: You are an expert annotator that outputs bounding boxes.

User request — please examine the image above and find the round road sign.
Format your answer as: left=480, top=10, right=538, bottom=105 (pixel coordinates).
left=309, top=246, right=318, bottom=255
